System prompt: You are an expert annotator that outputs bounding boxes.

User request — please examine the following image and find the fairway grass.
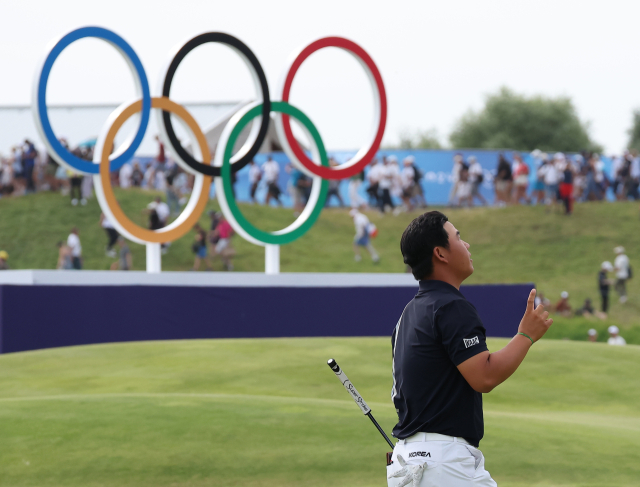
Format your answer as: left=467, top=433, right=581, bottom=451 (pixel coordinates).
left=0, top=338, right=639, bottom=486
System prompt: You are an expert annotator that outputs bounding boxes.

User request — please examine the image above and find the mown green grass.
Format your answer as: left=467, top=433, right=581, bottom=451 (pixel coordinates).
left=0, top=338, right=638, bottom=486
left=1, top=192, right=639, bottom=341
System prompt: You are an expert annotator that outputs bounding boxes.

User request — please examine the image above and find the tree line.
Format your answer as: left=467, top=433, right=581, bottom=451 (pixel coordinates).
left=393, top=86, right=640, bottom=153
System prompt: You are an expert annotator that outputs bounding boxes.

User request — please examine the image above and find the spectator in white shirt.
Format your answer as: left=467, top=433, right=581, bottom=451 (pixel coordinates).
left=378, top=156, right=396, bottom=213
left=248, top=160, right=262, bottom=203
left=67, top=227, right=82, bottom=270
left=539, top=156, right=561, bottom=205
left=613, top=246, right=630, bottom=303
left=349, top=208, right=379, bottom=263
left=148, top=196, right=170, bottom=226
left=607, top=325, right=627, bottom=346
left=119, top=162, right=133, bottom=189
left=366, top=158, right=382, bottom=207
left=456, top=164, right=472, bottom=207
left=593, top=155, right=606, bottom=192
left=143, top=163, right=155, bottom=189
left=531, top=152, right=548, bottom=205
left=0, top=159, right=15, bottom=196
left=467, top=155, right=487, bottom=206
left=154, top=169, right=167, bottom=191
left=348, top=170, right=366, bottom=209
left=448, top=153, right=463, bottom=206
left=262, top=156, right=282, bottom=206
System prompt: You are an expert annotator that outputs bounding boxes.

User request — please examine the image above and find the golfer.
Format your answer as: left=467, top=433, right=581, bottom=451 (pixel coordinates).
left=387, top=211, right=553, bottom=486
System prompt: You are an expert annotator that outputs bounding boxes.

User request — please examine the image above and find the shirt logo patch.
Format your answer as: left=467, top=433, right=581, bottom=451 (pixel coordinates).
left=463, top=336, right=479, bottom=348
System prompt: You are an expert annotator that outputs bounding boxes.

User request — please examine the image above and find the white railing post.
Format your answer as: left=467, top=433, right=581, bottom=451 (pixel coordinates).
left=265, top=244, right=280, bottom=275
left=146, top=243, right=162, bottom=273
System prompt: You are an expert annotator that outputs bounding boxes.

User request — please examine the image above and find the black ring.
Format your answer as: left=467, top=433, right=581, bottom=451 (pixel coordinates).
left=161, top=32, right=270, bottom=177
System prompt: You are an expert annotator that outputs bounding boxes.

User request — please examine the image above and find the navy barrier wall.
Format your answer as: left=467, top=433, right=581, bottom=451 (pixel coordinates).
left=0, top=280, right=532, bottom=354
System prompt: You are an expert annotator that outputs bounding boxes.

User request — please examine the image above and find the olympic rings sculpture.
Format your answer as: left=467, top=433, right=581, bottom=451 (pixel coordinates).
left=32, top=26, right=387, bottom=248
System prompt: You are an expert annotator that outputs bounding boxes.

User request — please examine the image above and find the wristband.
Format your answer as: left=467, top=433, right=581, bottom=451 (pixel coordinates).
left=518, top=332, right=534, bottom=345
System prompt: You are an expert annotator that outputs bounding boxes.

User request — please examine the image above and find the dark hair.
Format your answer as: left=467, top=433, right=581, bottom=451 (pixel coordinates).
left=400, top=211, right=449, bottom=280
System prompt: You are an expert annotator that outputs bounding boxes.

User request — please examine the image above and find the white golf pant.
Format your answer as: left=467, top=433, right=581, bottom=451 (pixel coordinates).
left=387, top=433, right=497, bottom=486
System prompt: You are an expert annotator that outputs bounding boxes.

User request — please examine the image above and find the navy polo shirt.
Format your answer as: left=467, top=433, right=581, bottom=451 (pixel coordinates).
left=391, top=279, right=488, bottom=447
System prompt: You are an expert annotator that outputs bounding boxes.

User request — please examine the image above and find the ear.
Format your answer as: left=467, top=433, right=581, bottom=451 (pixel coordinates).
left=433, top=246, right=448, bottom=264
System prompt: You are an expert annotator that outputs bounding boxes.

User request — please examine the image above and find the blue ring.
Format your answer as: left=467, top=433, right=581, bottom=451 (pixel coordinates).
left=35, top=27, right=151, bottom=174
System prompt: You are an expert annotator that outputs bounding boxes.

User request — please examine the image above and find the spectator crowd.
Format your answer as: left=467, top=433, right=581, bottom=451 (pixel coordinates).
left=4, top=134, right=640, bottom=216
left=448, top=149, right=640, bottom=214
left=0, top=136, right=241, bottom=272
left=0, top=136, right=192, bottom=208
left=529, top=245, right=632, bottom=345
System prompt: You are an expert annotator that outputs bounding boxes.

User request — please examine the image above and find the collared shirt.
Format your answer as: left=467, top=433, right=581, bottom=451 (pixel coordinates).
left=608, top=336, right=626, bottom=346
left=391, top=280, right=488, bottom=447
left=67, top=233, right=82, bottom=258
left=367, top=163, right=381, bottom=184
left=469, top=161, right=483, bottom=183
left=155, top=202, right=170, bottom=224
left=262, top=160, right=280, bottom=183
left=401, top=166, right=416, bottom=189
left=249, top=164, right=262, bottom=184
left=352, top=212, right=369, bottom=239
left=615, top=254, right=630, bottom=280
left=119, top=163, right=133, bottom=189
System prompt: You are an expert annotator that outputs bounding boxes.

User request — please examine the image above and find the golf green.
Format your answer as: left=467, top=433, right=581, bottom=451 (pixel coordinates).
left=0, top=338, right=638, bottom=486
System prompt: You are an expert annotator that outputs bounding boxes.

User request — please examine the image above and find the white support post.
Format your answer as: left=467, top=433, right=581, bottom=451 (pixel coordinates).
left=265, top=244, right=280, bottom=275
left=146, top=243, right=162, bottom=273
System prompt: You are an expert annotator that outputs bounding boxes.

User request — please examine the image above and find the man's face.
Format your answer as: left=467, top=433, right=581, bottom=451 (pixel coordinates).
left=441, top=221, right=473, bottom=279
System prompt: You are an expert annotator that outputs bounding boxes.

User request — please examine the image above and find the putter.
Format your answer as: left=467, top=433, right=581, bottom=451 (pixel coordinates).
left=327, top=358, right=395, bottom=450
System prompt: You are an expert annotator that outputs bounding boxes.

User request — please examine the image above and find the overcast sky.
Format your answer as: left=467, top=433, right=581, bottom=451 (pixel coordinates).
left=3, top=0, right=640, bottom=154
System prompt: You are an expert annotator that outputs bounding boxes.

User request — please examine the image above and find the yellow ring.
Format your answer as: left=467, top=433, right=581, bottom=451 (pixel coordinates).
left=97, top=97, right=211, bottom=243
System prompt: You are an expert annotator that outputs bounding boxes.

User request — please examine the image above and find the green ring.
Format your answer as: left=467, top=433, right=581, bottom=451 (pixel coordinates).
left=220, top=101, right=329, bottom=245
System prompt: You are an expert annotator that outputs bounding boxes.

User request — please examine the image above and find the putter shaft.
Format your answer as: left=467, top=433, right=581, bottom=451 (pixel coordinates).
left=327, top=358, right=395, bottom=450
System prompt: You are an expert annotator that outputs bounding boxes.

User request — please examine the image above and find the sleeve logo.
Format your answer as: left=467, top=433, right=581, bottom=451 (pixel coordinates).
left=463, top=336, right=479, bottom=348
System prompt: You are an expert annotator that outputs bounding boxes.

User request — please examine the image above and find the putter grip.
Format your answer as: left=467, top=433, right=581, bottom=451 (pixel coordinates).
left=327, top=358, right=371, bottom=415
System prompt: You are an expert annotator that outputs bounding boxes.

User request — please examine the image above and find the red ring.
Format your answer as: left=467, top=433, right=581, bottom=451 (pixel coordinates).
left=280, top=37, right=387, bottom=180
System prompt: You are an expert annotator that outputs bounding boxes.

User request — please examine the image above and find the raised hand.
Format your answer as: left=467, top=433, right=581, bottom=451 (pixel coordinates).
left=518, top=289, right=553, bottom=343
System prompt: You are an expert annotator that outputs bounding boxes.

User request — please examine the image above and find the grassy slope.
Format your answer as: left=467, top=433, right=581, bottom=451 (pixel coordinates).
left=0, top=338, right=639, bottom=486
left=1, top=191, right=639, bottom=341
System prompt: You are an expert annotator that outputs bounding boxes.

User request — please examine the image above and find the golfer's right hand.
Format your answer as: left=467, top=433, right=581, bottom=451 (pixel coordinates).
left=518, top=289, right=553, bottom=343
